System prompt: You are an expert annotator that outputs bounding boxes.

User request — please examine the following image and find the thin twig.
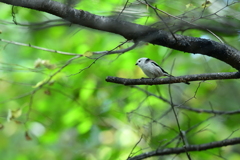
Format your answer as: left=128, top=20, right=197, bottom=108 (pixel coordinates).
left=116, top=0, right=130, bottom=20
left=141, top=0, right=224, bottom=43
left=93, top=41, right=139, bottom=55
left=168, top=84, right=192, bottom=159
left=127, top=135, right=143, bottom=159
left=24, top=55, right=81, bottom=122
left=132, top=85, right=240, bottom=115
left=0, top=38, right=81, bottom=56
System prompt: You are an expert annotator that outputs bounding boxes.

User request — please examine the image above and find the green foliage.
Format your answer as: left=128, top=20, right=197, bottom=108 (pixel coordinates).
left=0, top=0, right=240, bottom=160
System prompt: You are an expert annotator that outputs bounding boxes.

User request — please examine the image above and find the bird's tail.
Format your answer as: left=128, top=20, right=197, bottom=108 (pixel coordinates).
left=166, top=74, right=174, bottom=77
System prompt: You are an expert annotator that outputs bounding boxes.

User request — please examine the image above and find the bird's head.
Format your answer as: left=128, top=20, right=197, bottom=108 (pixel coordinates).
left=135, top=57, right=150, bottom=67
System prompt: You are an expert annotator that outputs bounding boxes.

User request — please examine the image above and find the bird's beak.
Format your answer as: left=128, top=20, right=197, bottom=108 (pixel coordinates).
left=135, top=63, right=138, bottom=65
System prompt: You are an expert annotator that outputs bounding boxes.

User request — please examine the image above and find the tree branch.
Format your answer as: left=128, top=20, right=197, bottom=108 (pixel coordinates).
left=128, top=137, right=240, bottom=160
left=1, top=0, right=240, bottom=70
left=0, top=38, right=80, bottom=56
left=106, top=72, right=240, bottom=85
left=132, top=85, right=240, bottom=115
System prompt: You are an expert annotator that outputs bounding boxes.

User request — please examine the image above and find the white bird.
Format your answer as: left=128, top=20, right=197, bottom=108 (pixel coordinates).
left=136, top=57, right=190, bottom=84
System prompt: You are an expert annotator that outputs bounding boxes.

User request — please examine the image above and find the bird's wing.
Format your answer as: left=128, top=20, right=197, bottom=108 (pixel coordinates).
left=151, top=61, right=170, bottom=75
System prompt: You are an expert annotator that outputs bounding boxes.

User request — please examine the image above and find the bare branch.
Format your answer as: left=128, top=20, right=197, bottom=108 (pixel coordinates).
left=116, top=0, right=130, bottom=20
left=128, top=137, right=240, bottom=160
left=132, top=85, right=240, bottom=115
left=106, top=72, right=240, bottom=85
left=127, top=135, right=144, bottom=159
left=93, top=41, right=139, bottom=55
left=141, top=0, right=224, bottom=43
left=67, top=41, right=139, bottom=76
left=0, top=38, right=81, bottom=56
left=176, top=106, right=240, bottom=115
left=1, top=0, right=240, bottom=70
left=25, top=55, right=81, bottom=120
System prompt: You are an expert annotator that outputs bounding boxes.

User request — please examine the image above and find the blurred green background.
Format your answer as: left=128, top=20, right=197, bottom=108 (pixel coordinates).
left=0, top=0, right=240, bottom=159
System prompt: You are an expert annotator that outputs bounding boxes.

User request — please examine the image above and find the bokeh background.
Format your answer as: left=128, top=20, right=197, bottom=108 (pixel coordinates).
left=0, top=0, right=240, bottom=159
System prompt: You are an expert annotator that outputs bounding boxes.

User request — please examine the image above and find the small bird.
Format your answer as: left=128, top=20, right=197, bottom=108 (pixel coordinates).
left=136, top=57, right=190, bottom=84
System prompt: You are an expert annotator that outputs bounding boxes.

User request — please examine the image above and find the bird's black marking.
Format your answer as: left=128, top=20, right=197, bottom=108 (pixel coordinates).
left=151, top=61, right=169, bottom=74
left=145, top=58, right=151, bottom=63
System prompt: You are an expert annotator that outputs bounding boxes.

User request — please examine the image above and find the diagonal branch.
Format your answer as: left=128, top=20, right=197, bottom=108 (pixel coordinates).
left=106, top=72, right=240, bottom=85
left=128, top=137, right=240, bottom=160
left=1, top=0, right=240, bottom=70
left=0, top=38, right=80, bottom=56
